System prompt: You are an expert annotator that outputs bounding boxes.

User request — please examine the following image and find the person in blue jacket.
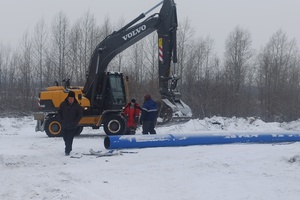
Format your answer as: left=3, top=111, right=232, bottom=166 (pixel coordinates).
left=140, top=94, right=158, bottom=134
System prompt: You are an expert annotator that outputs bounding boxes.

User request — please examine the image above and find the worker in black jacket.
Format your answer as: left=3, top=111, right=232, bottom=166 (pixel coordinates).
left=58, top=91, right=83, bottom=156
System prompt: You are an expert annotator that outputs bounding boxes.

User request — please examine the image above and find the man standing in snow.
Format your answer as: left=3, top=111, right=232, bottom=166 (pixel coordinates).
left=58, top=91, right=83, bottom=156
left=140, top=94, right=158, bottom=134
left=123, top=99, right=141, bottom=135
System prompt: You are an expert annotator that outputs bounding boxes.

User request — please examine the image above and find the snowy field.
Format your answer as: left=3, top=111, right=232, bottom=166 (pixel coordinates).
left=1, top=116, right=300, bottom=200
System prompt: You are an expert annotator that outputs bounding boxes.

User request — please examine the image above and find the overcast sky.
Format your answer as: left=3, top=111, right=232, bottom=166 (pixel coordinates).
left=1, top=0, right=299, bottom=56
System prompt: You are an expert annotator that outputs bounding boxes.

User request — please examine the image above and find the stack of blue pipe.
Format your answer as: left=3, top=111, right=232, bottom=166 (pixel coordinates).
left=104, top=132, right=300, bottom=149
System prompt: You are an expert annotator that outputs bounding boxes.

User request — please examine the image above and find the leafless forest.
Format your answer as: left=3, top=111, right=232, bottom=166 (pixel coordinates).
left=1, top=11, right=300, bottom=122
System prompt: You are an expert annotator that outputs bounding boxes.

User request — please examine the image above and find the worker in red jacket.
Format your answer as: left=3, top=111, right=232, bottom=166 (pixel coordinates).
left=123, top=99, right=141, bottom=135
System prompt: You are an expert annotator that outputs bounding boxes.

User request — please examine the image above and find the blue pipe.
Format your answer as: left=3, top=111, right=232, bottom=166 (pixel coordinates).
left=104, top=132, right=300, bottom=149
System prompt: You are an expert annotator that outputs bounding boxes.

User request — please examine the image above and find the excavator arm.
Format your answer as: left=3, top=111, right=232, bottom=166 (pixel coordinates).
left=83, top=0, right=192, bottom=123
left=157, top=0, right=192, bottom=122
left=83, top=3, right=162, bottom=102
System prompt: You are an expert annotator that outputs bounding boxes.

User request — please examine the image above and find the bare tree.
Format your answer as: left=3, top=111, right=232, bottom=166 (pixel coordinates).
left=127, top=41, right=147, bottom=99
left=108, top=17, right=126, bottom=72
left=17, top=31, right=34, bottom=110
left=78, top=11, right=100, bottom=84
left=50, top=11, right=70, bottom=83
left=0, top=43, right=12, bottom=111
left=99, top=15, right=113, bottom=40
left=68, top=20, right=82, bottom=84
left=177, top=18, right=195, bottom=87
left=0, top=44, right=5, bottom=94
left=256, top=29, right=300, bottom=121
left=183, top=36, right=220, bottom=118
left=4, top=52, right=18, bottom=112
left=224, top=26, right=253, bottom=116
left=32, top=18, right=48, bottom=89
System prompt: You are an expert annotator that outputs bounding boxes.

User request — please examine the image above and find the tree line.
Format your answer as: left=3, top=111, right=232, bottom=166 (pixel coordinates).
left=0, top=11, right=300, bottom=122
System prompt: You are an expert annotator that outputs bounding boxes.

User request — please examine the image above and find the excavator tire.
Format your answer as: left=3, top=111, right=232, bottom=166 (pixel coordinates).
left=45, top=117, right=62, bottom=137
left=45, top=116, right=83, bottom=137
left=104, top=114, right=126, bottom=135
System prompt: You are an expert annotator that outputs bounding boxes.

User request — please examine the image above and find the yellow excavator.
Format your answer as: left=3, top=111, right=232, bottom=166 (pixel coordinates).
left=33, top=0, right=192, bottom=137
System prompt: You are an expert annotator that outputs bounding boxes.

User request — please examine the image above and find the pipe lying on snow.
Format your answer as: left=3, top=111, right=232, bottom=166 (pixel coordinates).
left=104, top=132, right=300, bottom=149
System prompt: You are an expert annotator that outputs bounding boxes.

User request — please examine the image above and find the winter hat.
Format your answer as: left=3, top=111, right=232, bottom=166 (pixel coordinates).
left=144, top=94, right=151, bottom=101
left=67, top=91, right=75, bottom=98
left=131, top=99, right=136, bottom=103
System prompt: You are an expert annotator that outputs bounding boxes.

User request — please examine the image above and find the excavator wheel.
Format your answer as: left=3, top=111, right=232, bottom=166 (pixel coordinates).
left=104, top=114, right=126, bottom=135
left=45, top=116, right=62, bottom=137
left=45, top=116, right=83, bottom=137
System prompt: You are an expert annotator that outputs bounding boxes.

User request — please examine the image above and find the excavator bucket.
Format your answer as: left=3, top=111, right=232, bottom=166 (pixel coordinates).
left=158, top=98, right=192, bottom=124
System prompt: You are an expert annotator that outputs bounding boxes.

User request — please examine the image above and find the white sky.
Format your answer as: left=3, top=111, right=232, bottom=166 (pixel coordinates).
left=1, top=0, right=300, bottom=56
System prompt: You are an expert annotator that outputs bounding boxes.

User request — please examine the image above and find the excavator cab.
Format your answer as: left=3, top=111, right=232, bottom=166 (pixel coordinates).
left=91, top=72, right=126, bottom=112
left=107, top=73, right=127, bottom=107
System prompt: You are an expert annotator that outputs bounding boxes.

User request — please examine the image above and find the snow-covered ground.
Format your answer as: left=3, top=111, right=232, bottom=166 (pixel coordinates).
left=1, top=116, right=300, bottom=200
